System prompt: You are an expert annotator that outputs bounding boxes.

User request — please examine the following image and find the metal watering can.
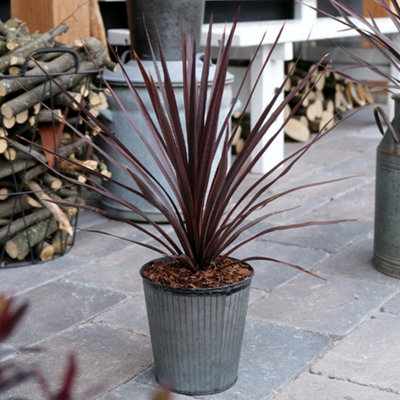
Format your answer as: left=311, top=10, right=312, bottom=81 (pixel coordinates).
left=373, top=97, right=400, bottom=278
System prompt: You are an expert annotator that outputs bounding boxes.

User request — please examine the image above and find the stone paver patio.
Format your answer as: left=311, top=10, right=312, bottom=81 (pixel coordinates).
left=2, top=105, right=400, bottom=399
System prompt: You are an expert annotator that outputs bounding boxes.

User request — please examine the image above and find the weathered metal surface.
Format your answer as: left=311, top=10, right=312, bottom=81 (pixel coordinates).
left=140, top=258, right=253, bottom=395
left=373, top=100, right=400, bottom=277
left=100, top=59, right=233, bottom=222
left=126, top=0, right=206, bottom=61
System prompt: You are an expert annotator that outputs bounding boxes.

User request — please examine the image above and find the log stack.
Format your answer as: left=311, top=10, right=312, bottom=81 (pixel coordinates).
left=231, top=59, right=374, bottom=154
left=0, top=18, right=114, bottom=266
left=283, top=59, right=373, bottom=142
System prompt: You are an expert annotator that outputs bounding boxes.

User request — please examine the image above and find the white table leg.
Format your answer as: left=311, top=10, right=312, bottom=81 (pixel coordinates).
left=250, top=42, right=292, bottom=174
left=294, top=0, right=317, bottom=21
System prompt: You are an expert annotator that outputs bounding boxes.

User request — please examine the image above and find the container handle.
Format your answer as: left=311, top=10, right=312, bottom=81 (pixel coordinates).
left=374, top=106, right=400, bottom=144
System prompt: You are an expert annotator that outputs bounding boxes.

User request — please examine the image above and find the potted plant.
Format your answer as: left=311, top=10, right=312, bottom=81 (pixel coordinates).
left=315, top=0, right=400, bottom=278
left=31, top=15, right=356, bottom=395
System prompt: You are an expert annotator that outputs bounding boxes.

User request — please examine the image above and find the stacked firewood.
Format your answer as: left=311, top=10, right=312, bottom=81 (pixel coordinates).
left=231, top=59, right=374, bottom=153
left=283, top=59, right=374, bottom=142
left=0, top=18, right=114, bottom=266
left=231, top=111, right=250, bottom=155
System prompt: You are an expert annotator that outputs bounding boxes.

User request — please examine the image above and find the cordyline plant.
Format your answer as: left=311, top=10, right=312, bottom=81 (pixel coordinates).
left=31, top=15, right=357, bottom=280
left=314, top=0, right=400, bottom=91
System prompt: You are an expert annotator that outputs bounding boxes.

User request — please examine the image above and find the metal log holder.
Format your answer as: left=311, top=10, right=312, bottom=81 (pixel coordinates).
left=0, top=48, right=96, bottom=267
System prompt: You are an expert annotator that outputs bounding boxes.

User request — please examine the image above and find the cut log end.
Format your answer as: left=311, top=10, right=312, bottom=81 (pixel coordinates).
left=34, top=241, right=54, bottom=261
left=284, top=117, right=311, bottom=142
left=1, top=103, right=13, bottom=119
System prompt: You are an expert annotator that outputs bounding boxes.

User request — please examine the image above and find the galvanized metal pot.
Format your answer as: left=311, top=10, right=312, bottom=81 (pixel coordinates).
left=126, top=0, right=206, bottom=60
left=140, top=258, right=253, bottom=395
left=100, top=60, right=233, bottom=222
left=373, top=97, right=400, bottom=277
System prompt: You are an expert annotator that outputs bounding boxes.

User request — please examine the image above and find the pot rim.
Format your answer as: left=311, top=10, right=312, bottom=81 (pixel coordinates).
left=140, top=256, right=254, bottom=295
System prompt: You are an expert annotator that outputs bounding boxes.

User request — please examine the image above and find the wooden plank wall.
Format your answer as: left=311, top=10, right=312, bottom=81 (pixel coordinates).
left=10, top=0, right=90, bottom=43
left=363, top=0, right=399, bottom=16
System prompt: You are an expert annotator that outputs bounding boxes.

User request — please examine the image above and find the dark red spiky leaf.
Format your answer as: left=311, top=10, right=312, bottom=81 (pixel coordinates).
left=26, top=13, right=359, bottom=274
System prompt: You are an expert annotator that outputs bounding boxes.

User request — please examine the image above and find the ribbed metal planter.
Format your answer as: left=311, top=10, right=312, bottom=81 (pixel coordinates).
left=100, top=59, right=233, bottom=222
left=126, top=0, right=205, bottom=61
left=140, top=259, right=253, bottom=395
left=373, top=98, right=400, bottom=278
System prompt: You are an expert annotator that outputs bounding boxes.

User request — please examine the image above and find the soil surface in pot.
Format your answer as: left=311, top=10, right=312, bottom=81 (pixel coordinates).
left=143, top=258, right=252, bottom=288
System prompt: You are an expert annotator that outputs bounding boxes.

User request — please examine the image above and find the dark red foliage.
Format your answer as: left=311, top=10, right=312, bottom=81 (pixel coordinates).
left=317, top=0, right=400, bottom=91
left=0, top=295, right=28, bottom=342
left=38, top=355, right=77, bottom=400
left=30, top=14, right=358, bottom=278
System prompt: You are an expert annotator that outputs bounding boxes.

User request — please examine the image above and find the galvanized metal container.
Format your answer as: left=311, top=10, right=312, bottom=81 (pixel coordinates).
left=140, top=258, right=253, bottom=395
left=126, top=0, right=205, bottom=61
left=100, top=59, right=233, bottom=222
left=373, top=98, right=400, bottom=277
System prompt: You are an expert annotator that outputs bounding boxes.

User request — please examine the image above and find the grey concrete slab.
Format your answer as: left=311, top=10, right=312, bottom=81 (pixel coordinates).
left=99, top=380, right=194, bottom=400
left=381, top=293, right=400, bottom=315
left=64, top=243, right=155, bottom=295
left=311, top=313, right=400, bottom=394
left=0, top=256, right=77, bottom=296
left=264, top=216, right=372, bottom=254
left=67, top=225, right=133, bottom=262
left=0, top=105, right=397, bottom=399
left=134, top=318, right=330, bottom=400
left=246, top=168, right=375, bottom=254
left=272, top=371, right=400, bottom=400
left=316, top=231, right=400, bottom=286
left=93, top=296, right=149, bottom=336
left=248, top=273, right=396, bottom=337
left=248, top=288, right=267, bottom=307
left=76, top=209, right=110, bottom=229
left=4, top=324, right=153, bottom=400
left=9, top=280, right=126, bottom=346
left=231, top=239, right=328, bottom=291
left=68, top=214, right=170, bottom=263
left=289, top=144, right=362, bottom=169
left=277, top=162, right=371, bottom=202
left=322, top=104, right=381, bottom=138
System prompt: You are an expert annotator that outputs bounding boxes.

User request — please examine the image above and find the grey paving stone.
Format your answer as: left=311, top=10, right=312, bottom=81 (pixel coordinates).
left=316, top=231, right=400, bottom=286
left=324, top=104, right=381, bottom=138
left=99, top=381, right=194, bottom=400
left=93, top=296, right=149, bottom=336
left=0, top=218, right=158, bottom=297
left=68, top=216, right=164, bottom=262
left=76, top=209, right=110, bottom=228
left=231, top=239, right=328, bottom=291
left=313, top=132, right=379, bottom=154
left=278, top=163, right=370, bottom=203
left=8, top=280, right=126, bottom=346
left=311, top=313, right=400, bottom=394
left=272, top=371, right=400, bottom=400
left=249, top=288, right=267, bottom=307
left=292, top=145, right=361, bottom=169
left=246, top=169, right=374, bottom=253
left=231, top=186, right=332, bottom=227
left=0, top=256, right=75, bottom=296
left=265, top=216, right=372, bottom=254
left=381, top=293, right=400, bottom=315
left=134, top=318, right=330, bottom=400
left=317, top=182, right=376, bottom=221
left=65, top=243, right=155, bottom=295
left=247, top=273, right=396, bottom=337
left=4, top=324, right=153, bottom=400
